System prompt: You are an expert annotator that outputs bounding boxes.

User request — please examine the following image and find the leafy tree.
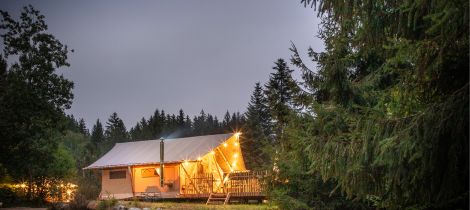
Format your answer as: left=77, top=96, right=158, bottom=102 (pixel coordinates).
left=0, top=5, right=74, bottom=200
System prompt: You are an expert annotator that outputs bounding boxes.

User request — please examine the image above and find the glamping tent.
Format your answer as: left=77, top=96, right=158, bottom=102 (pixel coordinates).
left=84, top=133, right=265, bottom=200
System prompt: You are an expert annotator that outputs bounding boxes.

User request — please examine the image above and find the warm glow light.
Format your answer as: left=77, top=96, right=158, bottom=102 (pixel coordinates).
left=235, top=132, right=241, bottom=138
left=66, top=189, right=72, bottom=195
left=60, top=184, right=64, bottom=188
left=223, top=143, right=228, bottom=147
left=197, top=156, right=202, bottom=161
left=210, top=150, right=215, bottom=155
left=184, top=160, right=189, bottom=166
left=234, top=142, right=239, bottom=147
left=232, top=161, right=237, bottom=167
left=233, top=153, right=238, bottom=158
left=20, top=183, right=26, bottom=188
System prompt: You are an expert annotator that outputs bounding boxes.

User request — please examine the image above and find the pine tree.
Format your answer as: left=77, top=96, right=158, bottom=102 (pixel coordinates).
left=177, top=109, right=185, bottom=127
left=243, top=82, right=272, bottom=169
left=264, top=59, right=299, bottom=145
left=271, top=0, right=469, bottom=209
left=184, top=115, right=192, bottom=136
left=222, top=111, right=231, bottom=131
left=91, top=119, right=104, bottom=146
left=78, top=118, right=89, bottom=136
left=129, top=121, right=142, bottom=140
left=105, top=112, right=129, bottom=143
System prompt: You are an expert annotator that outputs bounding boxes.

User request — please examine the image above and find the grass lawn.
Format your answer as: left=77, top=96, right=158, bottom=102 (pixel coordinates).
left=119, top=201, right=278, bottom=210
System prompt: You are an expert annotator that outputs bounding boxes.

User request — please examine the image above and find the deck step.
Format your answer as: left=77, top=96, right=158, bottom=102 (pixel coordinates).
left=206, top=192, right=231, bottom=205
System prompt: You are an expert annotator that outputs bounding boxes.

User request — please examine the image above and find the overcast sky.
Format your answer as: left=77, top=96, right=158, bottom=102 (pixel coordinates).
left=1, top=1, right=323, bottom=129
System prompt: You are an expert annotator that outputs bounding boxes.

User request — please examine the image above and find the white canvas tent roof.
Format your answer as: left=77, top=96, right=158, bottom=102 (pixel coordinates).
left=84, top=133, right=232, bottom=169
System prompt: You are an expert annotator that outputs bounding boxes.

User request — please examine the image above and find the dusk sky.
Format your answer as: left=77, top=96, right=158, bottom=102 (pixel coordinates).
left=1, top=1, right=323, bottom=129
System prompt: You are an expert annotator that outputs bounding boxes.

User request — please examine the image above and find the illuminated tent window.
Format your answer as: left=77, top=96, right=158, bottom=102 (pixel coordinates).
left=109, top=170, right=126, bottom=179
left=141, top=168, right=159, bottom=178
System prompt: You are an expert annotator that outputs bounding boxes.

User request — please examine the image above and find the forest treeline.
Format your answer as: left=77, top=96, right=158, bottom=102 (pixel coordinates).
left=65, top=108, right=246, bottom=164
left=1, top=0, right=468, bottom=209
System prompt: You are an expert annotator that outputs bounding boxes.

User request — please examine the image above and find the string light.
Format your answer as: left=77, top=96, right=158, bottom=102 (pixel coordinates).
left=233, top=153, right=238, bottom=158
left=210, top=150, right=215, bottom=155
left=184, top=160, right=189, bottom=166
left=234, top=142, right=239, bottom=147
left=197, top=156, right=202, bottom=161
left=223, top=143, right=228, bottom=147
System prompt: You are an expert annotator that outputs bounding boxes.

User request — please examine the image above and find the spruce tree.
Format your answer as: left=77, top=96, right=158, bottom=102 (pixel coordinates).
left=243, top=82, right=271, bottom=169
left=222, top=111, right=231, bottom=131
left=271, top=0, right=469, bottom=209
left=91, top=119, right=104, bottom=146
left=177, top=109, right=185, bottom=127
left=264, top=58, right=299, bottom=146
left=78, top=118, right=89, bottom=136
left=105, top=112, right=129, bottom=143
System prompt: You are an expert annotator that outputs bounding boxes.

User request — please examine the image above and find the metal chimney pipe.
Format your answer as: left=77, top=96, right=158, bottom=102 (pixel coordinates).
left=160, top=137, right=164, bottom=187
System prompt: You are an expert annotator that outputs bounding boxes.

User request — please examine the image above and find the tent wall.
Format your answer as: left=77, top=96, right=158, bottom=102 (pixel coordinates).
left=132, top=164, right=180, bottom=193
left=101, top=168, right=133, bottom=199
left=214, top=134, right=246, bottom=172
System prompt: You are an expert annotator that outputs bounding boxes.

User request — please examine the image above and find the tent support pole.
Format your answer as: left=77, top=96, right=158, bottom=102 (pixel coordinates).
left=128, top=166, right=135, bottom=198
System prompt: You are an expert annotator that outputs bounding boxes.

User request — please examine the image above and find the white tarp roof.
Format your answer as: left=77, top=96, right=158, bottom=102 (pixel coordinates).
left=84, top=133, right=232, bottom=169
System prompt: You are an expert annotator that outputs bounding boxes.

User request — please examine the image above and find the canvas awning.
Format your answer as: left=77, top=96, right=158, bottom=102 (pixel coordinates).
left=84, top=133, right=232, bottom=169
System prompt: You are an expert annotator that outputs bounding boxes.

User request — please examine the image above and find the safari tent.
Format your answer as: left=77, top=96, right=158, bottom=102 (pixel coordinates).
left=84, top=133, right=266, bottom=201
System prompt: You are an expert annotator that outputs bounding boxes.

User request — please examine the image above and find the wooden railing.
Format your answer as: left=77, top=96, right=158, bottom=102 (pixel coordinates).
left=225, top=171, right=268, bottom=196
left=182, top=173, right=213, bottom=195
left=181, top=170, right=268, bottom=197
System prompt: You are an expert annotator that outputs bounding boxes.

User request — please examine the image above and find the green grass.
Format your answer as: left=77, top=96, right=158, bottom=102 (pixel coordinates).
left=119, top=201, right=278, bottom=210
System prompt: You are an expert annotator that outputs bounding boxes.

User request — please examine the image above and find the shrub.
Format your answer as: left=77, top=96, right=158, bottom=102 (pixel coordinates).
left=68, top=194, right=91, bottom=210
left=96, top=197, right=117, bottom=210
left=0, top=186, right=20, bottom=207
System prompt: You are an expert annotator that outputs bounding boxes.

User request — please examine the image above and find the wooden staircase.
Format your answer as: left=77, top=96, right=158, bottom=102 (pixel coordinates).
left=206, top=192, right=231, bottom=205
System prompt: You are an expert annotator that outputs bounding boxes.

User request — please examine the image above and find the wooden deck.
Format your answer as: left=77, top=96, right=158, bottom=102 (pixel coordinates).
left=179, top=171, right=268, bottom=199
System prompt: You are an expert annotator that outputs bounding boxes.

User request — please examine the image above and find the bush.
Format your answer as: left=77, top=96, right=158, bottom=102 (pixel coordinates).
left=0, top=187, right=20, bottom=207
left=68, top=194, right=91, bottom=210
left=96, top=197, right=117, bottom=210
left=129, top=197, right=142, bottom=208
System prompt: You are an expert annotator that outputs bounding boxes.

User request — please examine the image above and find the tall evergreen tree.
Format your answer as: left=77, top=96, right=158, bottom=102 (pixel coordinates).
left=78, top=118, right=89, bottom=136
left=264, top=58, right=299, bottom=146
left=105, top=112, right=129, bottom=143
left=91, top=119, right=104, bottom=146
left=222, top=111, right=231, bottom=131
left=243, top=82, right=272, bottom=169
left=177, top=109, right=185, bottom=127
left=270, top=0, right=469, bottom=209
